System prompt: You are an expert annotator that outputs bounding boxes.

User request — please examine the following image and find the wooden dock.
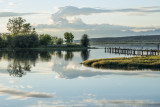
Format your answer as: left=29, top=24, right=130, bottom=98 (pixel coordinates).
left=106, top=47, right=160, bottom=56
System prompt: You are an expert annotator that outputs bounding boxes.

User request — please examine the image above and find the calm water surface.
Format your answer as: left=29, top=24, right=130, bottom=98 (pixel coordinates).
left=0, top=44, right=160, bottom=107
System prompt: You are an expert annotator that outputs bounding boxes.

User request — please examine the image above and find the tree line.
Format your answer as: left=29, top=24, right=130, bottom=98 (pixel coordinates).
left=0, top=17, right=89, bottom=48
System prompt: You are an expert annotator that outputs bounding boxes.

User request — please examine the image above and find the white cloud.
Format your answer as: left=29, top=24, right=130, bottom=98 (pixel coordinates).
left=0, top=83, right=55, bottom=100
left=0, top=12, right=42, bottom=17
left=36, top=6, right=160, bottom=38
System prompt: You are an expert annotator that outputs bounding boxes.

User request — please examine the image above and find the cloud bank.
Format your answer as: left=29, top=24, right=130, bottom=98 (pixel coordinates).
left=36, top=6, right=160, bottom=38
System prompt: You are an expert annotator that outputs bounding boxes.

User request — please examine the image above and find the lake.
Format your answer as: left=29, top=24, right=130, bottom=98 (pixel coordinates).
left=0, top=44, right=160, bottom=107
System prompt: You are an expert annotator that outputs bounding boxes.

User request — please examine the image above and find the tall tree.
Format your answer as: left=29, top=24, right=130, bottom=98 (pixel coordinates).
left=80, top=34, right=90, bottom=47
left=64, top=32, right=74, bottom=44
left=20, top=23, right=32, bottom=34
left=7, top=17, right=26, bottom=35
left=7, top=17, right=35, bottom=35
left=64, top=32, right=70, bottom=44
left=69, top=32, right=74, bottom=43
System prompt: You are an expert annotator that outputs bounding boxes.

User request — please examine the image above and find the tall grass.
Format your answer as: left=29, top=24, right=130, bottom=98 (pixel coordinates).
left=83, top=56, right=160, bottom=70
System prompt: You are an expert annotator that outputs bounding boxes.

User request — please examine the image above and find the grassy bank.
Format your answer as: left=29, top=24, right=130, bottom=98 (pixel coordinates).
left=83, top=55, right=160, bottom=70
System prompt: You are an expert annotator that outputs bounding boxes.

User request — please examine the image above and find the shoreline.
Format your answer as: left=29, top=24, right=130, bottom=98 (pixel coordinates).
left=0, top=46, right=97, bottom=51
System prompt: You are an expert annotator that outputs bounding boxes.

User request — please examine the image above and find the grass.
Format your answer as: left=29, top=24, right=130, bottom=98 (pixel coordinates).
left=83, top=55, right=160, bottom=70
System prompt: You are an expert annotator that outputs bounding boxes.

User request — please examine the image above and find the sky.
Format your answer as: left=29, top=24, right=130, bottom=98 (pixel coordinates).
left=0, top=0, right=160, bottom=39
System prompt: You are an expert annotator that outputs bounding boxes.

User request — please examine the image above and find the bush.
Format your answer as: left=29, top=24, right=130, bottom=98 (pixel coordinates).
left=12, top=34, right=39, bottom=48
left=56, top=38, right=63, bottom=45
left=39, top=34, right=52, bottom=46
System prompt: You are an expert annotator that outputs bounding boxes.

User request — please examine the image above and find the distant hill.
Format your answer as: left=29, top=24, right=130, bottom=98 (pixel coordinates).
left=75, top=35, right=160, bottom=44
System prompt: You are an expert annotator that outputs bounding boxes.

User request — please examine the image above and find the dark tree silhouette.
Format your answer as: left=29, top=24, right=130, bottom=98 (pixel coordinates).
left=81, top=34, right=90, bottom=47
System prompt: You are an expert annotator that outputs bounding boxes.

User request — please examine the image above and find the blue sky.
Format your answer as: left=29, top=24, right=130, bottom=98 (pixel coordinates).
left=0, top=0, right=160, bottom=39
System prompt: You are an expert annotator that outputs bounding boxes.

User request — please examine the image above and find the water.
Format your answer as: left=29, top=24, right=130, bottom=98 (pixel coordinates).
left=0, top=44, right=160, bottom=107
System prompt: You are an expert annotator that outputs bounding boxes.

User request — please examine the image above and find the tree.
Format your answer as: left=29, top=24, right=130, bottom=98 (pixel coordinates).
left=81, top=34, right=90, bottom=47
left=1, top=33, right=13, bottom=48
left=0, top=36, right=3, bottom=48
left=69, top=32, right=74, bottom=43
left=20, top=23, right=32, bottom=34
left=64, top=32, right=70, bottom=44
left=64, top=32, right=74, bottom=44
left=7, top=17, right=35, bottom=35
left=39, top=34, right=52, bottom=46
left=7, top=17, right=26, bottom=35
left=50, top=36, right=58, bottom=44
left=56, top=38, right=63, bottom=45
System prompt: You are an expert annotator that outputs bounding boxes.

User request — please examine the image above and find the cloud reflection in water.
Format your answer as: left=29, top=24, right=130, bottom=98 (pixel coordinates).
left=0, top=84, right=55, bottom=100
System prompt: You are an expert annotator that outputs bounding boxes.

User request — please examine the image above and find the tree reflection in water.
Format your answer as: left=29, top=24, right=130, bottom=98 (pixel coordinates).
left=0, top=49, right=90, bottom=77
left=81, top=49, right=90, bottom=61
left=7, top=61, right=31, bottom=77
left=56, top=51, right=63, bottom=59
left=6, top=50, right=38, bottom=77
left=64, top=51, right=74, bottom=61
left=39, top=51, right=52, bottom=61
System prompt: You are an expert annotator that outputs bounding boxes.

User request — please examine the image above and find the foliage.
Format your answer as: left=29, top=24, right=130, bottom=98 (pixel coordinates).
left=56, top=38, right=63, bottom=45
left=64, top=32, right=74, bottom=44
left=39, top=34, right=52, bottom=46
left=81, top=34, right=90, bottom=47
left=7, top=17, right=26, bottom=35
left=0, top=36, right=3, bottom=48
left=83, top=55, right=160, bottom=70
left=12, top=34, right=39, bottom=48
left=20, top=23, right=32, bottom=34
left=0, top=33, right=13, bottom=48
left=50, top=36, right=58, bottom=44
left=7, top=17, right=36, bottom=35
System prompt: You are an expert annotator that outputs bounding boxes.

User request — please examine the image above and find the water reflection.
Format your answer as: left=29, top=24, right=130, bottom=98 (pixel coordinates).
left=4, top=50, right=38, bottom=77
left=7, top=62, right=31, bottom=77
left=0, top=49, right=90, bottom=77
left=56, top=51, right=63, bottom=58
left=64, top=51, right=74, bottom=61
left=29, top=98, right=160, bottom=107
left=81, top=49, right=90, bottom=61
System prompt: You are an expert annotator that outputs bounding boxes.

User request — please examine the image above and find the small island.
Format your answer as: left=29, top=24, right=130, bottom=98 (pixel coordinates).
left=83, top=55, right=160, bottom=70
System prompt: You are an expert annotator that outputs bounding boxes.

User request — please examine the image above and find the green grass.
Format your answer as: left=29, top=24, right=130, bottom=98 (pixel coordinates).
left=83, top=55, right=160, bottom=70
